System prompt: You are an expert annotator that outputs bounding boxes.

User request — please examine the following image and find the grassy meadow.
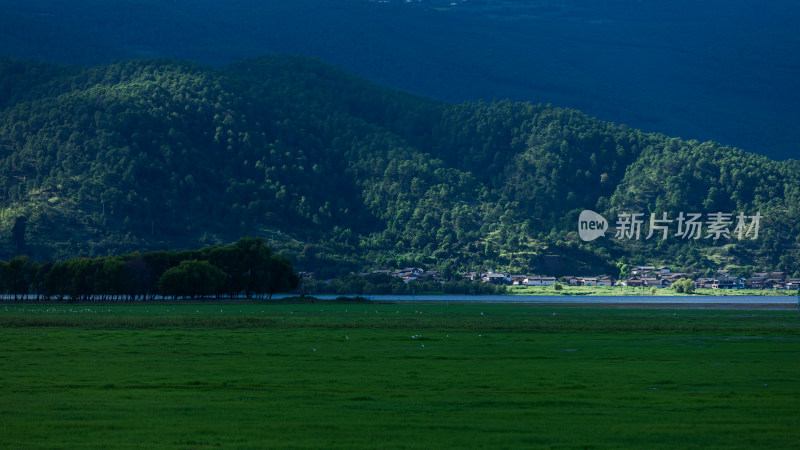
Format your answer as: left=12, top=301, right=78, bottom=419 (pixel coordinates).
left=2, top=301, right=799, bottom=449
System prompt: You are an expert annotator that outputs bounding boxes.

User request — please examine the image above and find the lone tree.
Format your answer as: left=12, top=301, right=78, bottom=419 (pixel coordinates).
left=672, top=277, right=695, bottom=294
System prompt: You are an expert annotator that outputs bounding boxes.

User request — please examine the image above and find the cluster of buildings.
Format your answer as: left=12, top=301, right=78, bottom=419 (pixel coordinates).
left=617, top=265, right=687, bottom=288
left=463, top=272, right=559, bottom=286
left=462, top=271, right=617, bottom=287
left=364, top=267, right=442, bottom=283
left=460, top=266, right=800, bottom=290
left=353, top=265, right=800, bottom=291
left=618, top=266, right=800, bottom=290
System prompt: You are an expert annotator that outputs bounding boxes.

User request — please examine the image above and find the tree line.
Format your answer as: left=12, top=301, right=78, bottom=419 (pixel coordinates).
left=0, top=237, right=299, bottom=301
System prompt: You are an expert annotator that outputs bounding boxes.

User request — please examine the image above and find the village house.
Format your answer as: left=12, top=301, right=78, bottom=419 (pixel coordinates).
left=711, top=277, right=746, bottom=290
left=598, top=276, right=616, bottom=286
left=524, top=276, right=542, bottom=286
left=768, top=279, right=786, bottom=289
left=622, top=277, right=645, bottom=287
left=391, top=267, right=426, bottom=283
left=747, top=276, right=767, bottom=289
left=417, top=270, right=441, bottom=282
left=394, top=267, right=423, bottom=277
left=524, top=276, right=541, bottom=286
left=758, top=278, right=783, bottom=289
left=786, top=278, right=800, bottom=290
left=566, top=276, right=585, bottom=286
left=510, top=275, right=527, bottom=285
left=630, top=265, right=656, bottom=275
left=402, top=273, right=418, bottom=283
left=528, top=276, right=556, bottom=286
left=753, top=272, right=786, bottom=281
left=298, top=271, right=315, bottom=281
left=660, top=273, right=687, bottom=285
left=641, top=277, right=664, bottom=288
left=695, top=277, right=715, bottom=289
left=482, top=272, right=511, bottom=285
left=463, top=271, right=479, bottom=281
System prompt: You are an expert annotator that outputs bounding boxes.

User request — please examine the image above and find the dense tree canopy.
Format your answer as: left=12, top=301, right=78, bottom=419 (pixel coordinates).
left=0, top=238, right=299, bottom=301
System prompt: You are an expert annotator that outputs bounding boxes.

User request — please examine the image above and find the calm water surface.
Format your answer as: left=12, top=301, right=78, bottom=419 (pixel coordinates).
left=276, top=294, right=797, bottom=307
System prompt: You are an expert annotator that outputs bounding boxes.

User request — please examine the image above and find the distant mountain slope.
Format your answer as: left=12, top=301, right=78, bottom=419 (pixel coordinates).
left=1, top=0, right=798, bottom=161
left=1, top=56, right=798, bottom=276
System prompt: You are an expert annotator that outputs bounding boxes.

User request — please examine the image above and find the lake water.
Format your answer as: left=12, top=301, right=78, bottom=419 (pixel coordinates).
left=275, top=294, right=798, bottom=308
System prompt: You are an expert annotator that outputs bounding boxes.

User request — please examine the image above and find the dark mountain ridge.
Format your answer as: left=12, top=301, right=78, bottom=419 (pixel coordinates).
left=1, top=0, right=798, bottom=161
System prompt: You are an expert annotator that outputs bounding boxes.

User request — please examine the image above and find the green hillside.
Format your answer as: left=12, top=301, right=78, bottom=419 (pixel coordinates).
left=1, top=55, right=798, bottom=277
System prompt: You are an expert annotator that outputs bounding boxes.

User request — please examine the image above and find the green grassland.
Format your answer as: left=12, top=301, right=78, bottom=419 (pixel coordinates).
left=2, top=302, right=800, bottom=449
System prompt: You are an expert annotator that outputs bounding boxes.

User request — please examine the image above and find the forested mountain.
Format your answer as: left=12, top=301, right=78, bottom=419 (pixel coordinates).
left=1, top=55, right=798, bottom=277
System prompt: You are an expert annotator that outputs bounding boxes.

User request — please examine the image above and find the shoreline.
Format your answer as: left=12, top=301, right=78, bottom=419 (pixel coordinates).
left=2, top=295, right=797, bottom=311
left=506, top=285, right=796, bottom=297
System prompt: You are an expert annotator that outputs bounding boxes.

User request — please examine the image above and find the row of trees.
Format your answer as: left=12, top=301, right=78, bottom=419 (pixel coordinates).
left=0, top=237, right=299, bottom=301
